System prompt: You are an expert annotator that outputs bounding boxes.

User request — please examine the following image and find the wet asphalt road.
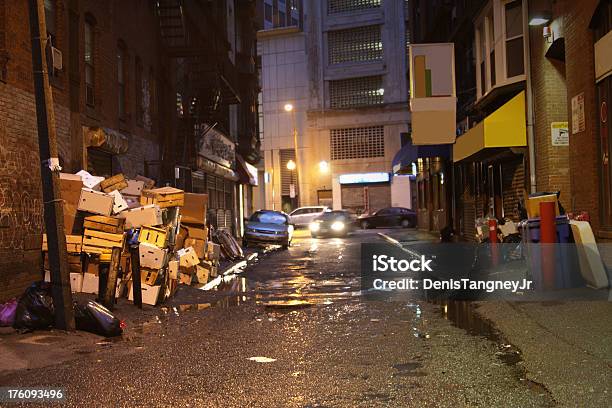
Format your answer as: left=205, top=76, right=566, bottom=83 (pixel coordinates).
left=0, top=229, right=555, bottom=407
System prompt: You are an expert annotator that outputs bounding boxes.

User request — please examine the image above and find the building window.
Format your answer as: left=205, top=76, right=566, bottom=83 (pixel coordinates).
left=330, top=125, right=384, bottom=160
left=117, top=42, right=127, bottom=118
left=328, top=25, right=382, bottom=65
left=503, top=0, right=524, bottom=78
left=487, top=12, right=496, bottom=87
left=328, top=0, right=381, bottom=14
left=474, top=0, right=525, bottom=99
left=84, top=17, right=95, bottom=107
left=329, top=75, right=384, bottom=108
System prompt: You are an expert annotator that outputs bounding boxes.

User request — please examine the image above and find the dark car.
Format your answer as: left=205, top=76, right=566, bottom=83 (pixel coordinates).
left=358, top=207, right=416, bottom=229
left=243, top=210, right=293, bottom=249
left=309, top=210, right=357, bottom=238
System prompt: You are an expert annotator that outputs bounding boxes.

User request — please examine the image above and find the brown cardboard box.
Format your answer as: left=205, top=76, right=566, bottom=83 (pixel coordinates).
left=185, top=238, right=206, bottom=259
left=139, top=243, right=167, bottom=269
left=135, top=175, right=155, bottom=189
left=122, top=205, right=163, bottom=229
left=78, top=188, right=114, bottom=216
left=178, top=246, right=199, bottom=268
left=84, top=215, right=124, bottom=234
left=206, top=242, right=221, bottom=262
left=42, top=234, right=83, bottom=253
left=121, top=179, right=145, bottom=196
left=81, top=273, right=99, bottom=294
left=85, top=257, right=100, bottom=275
left=168, top=260, right=179, bottom=280
left=174, top=226, right=188, bottom=251
left=182, top=193, right=208, bottom=225
left=82, top=229, right=124, bottom=254
left=195, top=264, right=210, bottom=284
left=123, top=195, right=141, bottom=209
left=184, top=224, right=208, bottom=241
left=100, top=173, right=128, bottom=193
left=526, top=193, right=560, bottom=219
left=141, top=187, right=184, bottom=208
left=178, top=272, right=193, bottom=285
left=60, top=173, right=84, bottom=234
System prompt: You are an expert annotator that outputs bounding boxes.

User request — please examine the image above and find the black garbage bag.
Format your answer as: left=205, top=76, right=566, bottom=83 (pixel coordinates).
left=13, top=282, right=55, bottom=331
left=74, top=301, right=123, bottom=337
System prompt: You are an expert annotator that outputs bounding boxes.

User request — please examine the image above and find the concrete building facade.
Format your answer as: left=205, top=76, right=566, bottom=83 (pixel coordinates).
left=257, top=0, right=412, bottom=214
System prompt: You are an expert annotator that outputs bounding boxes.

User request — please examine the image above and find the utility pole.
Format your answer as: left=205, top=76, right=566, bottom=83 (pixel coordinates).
left=28, top=0, right=75, bottom=330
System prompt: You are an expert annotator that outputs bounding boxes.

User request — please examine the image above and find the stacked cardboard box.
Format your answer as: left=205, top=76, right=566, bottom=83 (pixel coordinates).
left=42, top=171, right=226, bottom=306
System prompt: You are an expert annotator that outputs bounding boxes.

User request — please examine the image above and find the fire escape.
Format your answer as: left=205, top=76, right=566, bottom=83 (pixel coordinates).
left=155, top=0, right=247, bottom=176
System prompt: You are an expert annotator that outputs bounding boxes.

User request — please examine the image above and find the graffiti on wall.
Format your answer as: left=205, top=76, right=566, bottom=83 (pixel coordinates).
left=0, top=141, right=43, bottom=250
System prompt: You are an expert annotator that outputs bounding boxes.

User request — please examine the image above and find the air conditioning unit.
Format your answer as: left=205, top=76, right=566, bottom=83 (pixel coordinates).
left=51, top=46, right=62, bottom=71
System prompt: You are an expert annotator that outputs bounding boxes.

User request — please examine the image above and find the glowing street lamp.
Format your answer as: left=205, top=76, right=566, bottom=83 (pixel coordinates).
left=319, top=160, right=329, bottom=174
left=284, top=103, right=294, bottom=112
left=286, top=159, right=296, bottom=171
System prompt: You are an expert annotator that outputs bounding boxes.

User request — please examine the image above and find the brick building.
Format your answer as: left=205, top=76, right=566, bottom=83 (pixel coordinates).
left=0, top=0, right=261, bottom=301
left=407, top=0, right=612, bottom=241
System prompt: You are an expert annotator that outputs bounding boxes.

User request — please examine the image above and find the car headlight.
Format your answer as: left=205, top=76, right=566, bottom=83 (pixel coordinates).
left=331, top=221, right=345, bottom=231
left=309, top=222, right=320, bottom=232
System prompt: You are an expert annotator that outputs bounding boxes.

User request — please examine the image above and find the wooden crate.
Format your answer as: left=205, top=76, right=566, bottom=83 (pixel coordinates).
left=141, top=268, right=159, bottom=286
left=100, top=173, right=128, bottom=193
left=42, top=234, right=83, bottom=253
left=84, top=215, right=124, bottom=234
left=138, top=225, right=167, bottom=248
left=140, top=187, right=184, bottom=208
left=82, top=229, right=124, bottom=256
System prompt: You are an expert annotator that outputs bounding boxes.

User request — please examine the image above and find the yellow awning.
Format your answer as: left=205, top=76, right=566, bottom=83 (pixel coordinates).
left=453, top=91, right=527, bottom=162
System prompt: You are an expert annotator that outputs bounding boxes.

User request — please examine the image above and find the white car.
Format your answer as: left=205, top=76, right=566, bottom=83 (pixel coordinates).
left=289, top=206, right=329, bottom=227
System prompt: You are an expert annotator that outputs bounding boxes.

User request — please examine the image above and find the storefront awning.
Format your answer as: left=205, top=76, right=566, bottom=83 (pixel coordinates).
left=392, top=141, right=451, bottom=174
left=236, top=154, right=258, bottom=186
left=453, top=91, right=527, bottom=162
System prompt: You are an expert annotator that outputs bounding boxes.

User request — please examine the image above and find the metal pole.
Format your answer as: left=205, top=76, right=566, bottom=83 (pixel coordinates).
left=28, top=0, right=75, bottom=330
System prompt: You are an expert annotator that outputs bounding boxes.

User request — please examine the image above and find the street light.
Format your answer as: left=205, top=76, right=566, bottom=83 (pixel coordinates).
left=319, top=160, right=329, bottom=174
left=287, top=159, right=296, bottom=170
left=284, top=103, right=294, bottom=112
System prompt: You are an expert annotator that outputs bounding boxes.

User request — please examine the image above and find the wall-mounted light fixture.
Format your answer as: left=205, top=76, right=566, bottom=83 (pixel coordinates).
left=529, top=11, right=552, bottom=26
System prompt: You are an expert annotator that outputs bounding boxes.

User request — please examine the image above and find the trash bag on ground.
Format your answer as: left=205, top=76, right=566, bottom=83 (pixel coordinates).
left=0, top=298, right=18, bottom=327
left=13, top=282, right=55, bottom=331
left=74, top=301, right=123, bottom=337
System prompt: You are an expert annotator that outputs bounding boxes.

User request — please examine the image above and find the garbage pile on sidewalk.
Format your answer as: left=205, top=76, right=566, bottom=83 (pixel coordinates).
left=39, top=170, right=244, bottom=307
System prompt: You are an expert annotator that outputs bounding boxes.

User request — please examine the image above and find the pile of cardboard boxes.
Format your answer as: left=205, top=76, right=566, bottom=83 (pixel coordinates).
left=42, top=171, right=224, bottom=306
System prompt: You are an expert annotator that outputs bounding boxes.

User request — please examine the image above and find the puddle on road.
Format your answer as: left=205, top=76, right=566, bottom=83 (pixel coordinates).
left=438, top=300, right=521, bottom=366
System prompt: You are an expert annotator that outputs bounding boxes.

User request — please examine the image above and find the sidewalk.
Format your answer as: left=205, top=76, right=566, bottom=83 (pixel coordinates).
left=0, top=248, right=260, bottom=375
left=378, top=228, right=612, bottom=406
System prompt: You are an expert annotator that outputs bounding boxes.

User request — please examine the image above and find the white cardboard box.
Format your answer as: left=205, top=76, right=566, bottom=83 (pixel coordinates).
left=70, top=273, right=83, bottom=292
left=121, top=204, right=163, bottom=229
left=139, top=243, right=167, bottom=269
left=128, top=284, right=161, bottom=306
left=121, top=179, right=145, bottom=196
left=109, top=190, right=129, bottom=214
left=76, top=170, right=105, bottom=191
left=78, top=188, right=114, bottom=216
left=81, top=273, right=99, bottom=294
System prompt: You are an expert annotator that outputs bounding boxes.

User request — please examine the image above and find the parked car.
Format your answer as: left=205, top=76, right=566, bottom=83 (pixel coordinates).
left=289, top=206, right=328, bottom=227
left=309, top=210, right=357, bottom=238
left=358, top=207, right=416, bottom=229
left=243, top=210, right=293, bottom=249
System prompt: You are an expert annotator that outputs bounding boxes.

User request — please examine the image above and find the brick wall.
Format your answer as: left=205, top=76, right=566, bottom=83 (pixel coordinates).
left=528, top=21, right=571, bottom=210
left=562, top=0, right=601, bottom=232
left=0, top=0, right=170, bottom=301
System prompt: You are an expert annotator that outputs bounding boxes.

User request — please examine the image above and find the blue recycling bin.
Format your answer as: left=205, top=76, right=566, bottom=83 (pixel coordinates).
left=519, top=216, right=582, bottom=289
